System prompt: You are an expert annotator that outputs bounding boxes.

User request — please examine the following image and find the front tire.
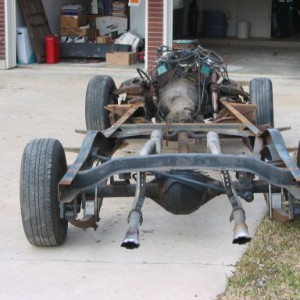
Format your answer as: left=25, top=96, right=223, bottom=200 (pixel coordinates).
left=85, top=75, right=117, bottom=130
left=20, top=139, right=68, bottom=246
left=249, top=77, right=274, bottom=127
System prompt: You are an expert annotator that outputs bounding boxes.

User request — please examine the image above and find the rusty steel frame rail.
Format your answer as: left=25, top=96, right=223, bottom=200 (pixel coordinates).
left=108, top=123, right=255, bottom=139
left=264, top=129, right=300, bottom=182
left=75, top=123, right=254, bottom=138
left=83, top=180, right=280, bottom=200
left=59, top=134, right=300, bottom=203
left=61, top=123, right=254, bottom=188
left=59, top=152, right=300, bottom=203
left=59, top=122, right=300, bottom=204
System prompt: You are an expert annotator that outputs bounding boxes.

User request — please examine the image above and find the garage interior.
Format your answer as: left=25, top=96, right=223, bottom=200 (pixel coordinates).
left=15, top=0, right=145, bottom=64
left=174, top=0, right=300, bottom=42
left=16, top=0, right=145, bottom=37
left=14, top=0, right=300, bottom=67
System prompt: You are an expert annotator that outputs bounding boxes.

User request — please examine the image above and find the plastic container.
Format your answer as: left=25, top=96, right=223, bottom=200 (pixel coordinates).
left=16, top=27, right=36, bottom=64
left=46, top=35, right=61, bottom=64
left=237, top=21, right=250, bottom=39
left=203, top=11, right=226, bottom=39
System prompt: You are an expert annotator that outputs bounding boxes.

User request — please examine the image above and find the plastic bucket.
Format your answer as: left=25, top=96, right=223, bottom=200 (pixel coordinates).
left=16, top=27, right=36, bottom=64
left=237, top=21, right=250, bottom=39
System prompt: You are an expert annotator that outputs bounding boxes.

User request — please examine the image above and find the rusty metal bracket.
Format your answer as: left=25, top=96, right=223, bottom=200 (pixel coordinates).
left=263, top=128, right=300, bottom=182
left=102, top=104, right=143, bottom=138
left=220, top=100, right=261, bottom=136
left=60, top=130, right=114, bottom=186
left=69, top=215, right=98, bottom=230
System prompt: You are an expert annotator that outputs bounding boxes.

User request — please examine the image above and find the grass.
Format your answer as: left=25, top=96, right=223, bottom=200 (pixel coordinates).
left=217, top=217, right=300, bottom=300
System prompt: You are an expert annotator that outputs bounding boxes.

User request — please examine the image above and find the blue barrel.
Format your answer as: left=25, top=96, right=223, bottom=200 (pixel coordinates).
left=203, top=10, right=226, bottom=38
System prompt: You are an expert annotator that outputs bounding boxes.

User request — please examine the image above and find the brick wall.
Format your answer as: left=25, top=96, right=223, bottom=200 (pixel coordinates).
left=0, top=0, right=5, bottom=60
left=147, top=0, right=164, bottom=70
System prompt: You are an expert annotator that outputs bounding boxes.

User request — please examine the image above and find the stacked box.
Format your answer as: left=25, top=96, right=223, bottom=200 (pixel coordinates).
left=97, top=36, right=113, bottom=44
left=112, top=1, right=129, bottom=18
left=60, top=5, right=97, bottom=42
left=60, top=5, right=86, bottom=28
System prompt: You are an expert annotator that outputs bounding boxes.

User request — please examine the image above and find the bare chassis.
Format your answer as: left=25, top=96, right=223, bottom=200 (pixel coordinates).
left=58, top=104, right=300, bottom=247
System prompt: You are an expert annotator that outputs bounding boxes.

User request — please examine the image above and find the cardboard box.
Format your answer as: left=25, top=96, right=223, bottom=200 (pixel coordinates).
left=61, top=28, right=90, bottom=37
left=96, top=16, right=128, bottom=36
left=61, top=28, right=97, bottom=41
left=96, top=35, right=113, bottom=44
left=60, top=10, right=86, bottom=28
left=106, top=52, right=138, bottom=66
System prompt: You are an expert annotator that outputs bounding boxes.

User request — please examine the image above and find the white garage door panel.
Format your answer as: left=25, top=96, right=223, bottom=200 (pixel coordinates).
left=5, top=0, right=17, bottom=69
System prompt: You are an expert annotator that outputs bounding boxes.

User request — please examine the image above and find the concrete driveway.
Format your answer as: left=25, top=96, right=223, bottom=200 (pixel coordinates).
left=0, top=45, right=299, bottom=300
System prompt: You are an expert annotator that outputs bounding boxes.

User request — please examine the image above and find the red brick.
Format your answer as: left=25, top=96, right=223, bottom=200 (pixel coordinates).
left=147, top=0, right=164, bottom=67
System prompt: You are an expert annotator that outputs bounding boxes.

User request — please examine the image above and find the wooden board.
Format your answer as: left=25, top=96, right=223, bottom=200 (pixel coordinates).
left=19, top=0, right=52, bottom=63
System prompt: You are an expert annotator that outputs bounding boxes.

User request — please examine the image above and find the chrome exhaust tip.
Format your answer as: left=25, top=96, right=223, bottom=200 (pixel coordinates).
left=121, top=227, right=140, bottom=249
left=233, top=222, right=252, bottom=245
left=231, top=209, right=251, bottom=245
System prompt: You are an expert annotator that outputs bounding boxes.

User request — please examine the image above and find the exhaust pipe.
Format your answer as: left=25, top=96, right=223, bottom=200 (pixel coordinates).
left=121, top=210, right=142, bottom=249
left=140, top=129, right=163, bottom=156
left=207, top=131, right=251, bottom=245
left=122, top=130, right=163, bottom=249
left=232, top=209, right=251, bottom=245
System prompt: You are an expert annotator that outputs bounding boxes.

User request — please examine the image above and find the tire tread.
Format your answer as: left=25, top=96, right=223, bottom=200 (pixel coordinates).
left=249, top=77, right=274, bottom=127
left=20, top=139, right=68, bottom=247
left=85, top=75, right=117, bottom=130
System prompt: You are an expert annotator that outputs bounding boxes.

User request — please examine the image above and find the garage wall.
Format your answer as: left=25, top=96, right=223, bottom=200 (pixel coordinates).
left=236, top=0, right=272, bottom=38
left=130, top=1, right=145, bottom=38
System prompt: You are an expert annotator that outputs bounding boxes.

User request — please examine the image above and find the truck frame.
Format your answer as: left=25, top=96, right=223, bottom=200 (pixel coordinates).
left=20, top=44, right=300, bottom=249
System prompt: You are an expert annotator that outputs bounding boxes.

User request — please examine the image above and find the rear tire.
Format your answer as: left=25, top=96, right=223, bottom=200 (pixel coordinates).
left=249, top=78, right=274, bottom=127
left=20, top=139, right=68, bottom=246
left=85, top=75, right=117, bottom=130
left=294, top=142, right=300, bottom=216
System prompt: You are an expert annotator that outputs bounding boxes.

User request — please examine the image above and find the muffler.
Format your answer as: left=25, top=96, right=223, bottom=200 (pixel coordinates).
left=207, top=131, right=251, bottom=245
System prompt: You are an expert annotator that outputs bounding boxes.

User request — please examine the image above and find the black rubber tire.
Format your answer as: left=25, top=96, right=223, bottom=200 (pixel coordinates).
left=294, top=142, right=300, bottom=216
left=249, top=77, right=274, bottom=127
left=20, top=139, right=68, bottom=247
left=297, top=141, right=300, bottom=168
left=85, top=75, right=117, bottom=130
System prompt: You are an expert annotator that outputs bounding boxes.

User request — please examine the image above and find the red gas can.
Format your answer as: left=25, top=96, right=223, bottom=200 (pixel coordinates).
left=45, top=35, right=61, bottom=64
